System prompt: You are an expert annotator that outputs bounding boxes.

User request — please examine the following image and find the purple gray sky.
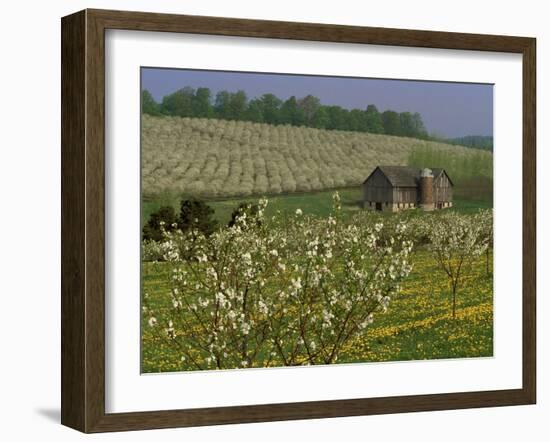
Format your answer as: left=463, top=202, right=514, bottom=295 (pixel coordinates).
left=141, top=67, right=493, bottom=138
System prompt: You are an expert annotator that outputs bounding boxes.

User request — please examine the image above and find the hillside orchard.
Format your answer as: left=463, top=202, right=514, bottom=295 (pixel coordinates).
left=141, top=115, right=493, bottom=199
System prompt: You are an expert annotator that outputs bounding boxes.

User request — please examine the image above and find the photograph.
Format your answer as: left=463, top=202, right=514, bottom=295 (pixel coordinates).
left=139, top=68, right=494, bottom=373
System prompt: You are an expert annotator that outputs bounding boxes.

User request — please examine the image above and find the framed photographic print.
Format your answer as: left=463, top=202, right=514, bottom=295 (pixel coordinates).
left=61, top=9, right=536, bottom=433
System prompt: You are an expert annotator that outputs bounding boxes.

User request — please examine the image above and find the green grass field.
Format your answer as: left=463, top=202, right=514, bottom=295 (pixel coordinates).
left=142, top=186, right=492, bottom=227
left=141, top=249, right=493, bottom=373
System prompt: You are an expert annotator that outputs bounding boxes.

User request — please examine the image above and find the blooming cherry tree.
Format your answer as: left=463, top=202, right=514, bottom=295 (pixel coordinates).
left=144, top=193, right=414, bottom=370
left=426, top=211, right=490, bottom=318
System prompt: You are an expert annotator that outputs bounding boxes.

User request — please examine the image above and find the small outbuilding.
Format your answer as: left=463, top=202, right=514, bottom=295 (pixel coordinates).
left=362, top=165, right=453, bottom=212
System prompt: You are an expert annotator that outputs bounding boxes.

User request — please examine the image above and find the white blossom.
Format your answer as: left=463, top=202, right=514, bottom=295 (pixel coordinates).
left=145, top=193, right=418, bottom=370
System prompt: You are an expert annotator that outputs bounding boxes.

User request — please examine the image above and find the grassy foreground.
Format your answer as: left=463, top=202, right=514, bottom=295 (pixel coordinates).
left=141, top=249, right=493, bottom=373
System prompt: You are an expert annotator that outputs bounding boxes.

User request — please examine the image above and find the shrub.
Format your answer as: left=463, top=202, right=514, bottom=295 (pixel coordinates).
left=142, top=205, right=177, bottom=241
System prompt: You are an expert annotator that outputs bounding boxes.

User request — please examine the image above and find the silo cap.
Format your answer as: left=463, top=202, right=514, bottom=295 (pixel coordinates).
left=420, top=168, right=433, bottom=177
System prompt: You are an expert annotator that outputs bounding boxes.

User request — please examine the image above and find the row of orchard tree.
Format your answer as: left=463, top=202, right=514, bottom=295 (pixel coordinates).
left=142, top=87, right=429, bottom=139
left=142, top=195, right=492, bottom=370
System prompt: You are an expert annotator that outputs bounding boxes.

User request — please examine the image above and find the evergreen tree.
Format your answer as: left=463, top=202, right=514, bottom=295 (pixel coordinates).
left=179, top=199, right=218, bottom=236
left=142, top=206, right=177, bottom=241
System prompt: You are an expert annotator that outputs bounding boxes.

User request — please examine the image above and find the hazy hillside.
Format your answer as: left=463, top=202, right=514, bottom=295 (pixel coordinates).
left=142, top=115, right=492, bottom=198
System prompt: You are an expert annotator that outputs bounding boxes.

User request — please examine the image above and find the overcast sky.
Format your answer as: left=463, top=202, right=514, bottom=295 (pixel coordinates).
left=141, top=67, right=493, bottom=138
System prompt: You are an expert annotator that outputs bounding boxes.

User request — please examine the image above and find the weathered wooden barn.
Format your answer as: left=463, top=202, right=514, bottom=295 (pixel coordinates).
left=362, top=166, right=453, bottom=212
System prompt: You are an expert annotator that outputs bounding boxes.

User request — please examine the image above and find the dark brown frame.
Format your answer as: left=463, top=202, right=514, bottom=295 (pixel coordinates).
left=61, top=8, right=536, bottom=433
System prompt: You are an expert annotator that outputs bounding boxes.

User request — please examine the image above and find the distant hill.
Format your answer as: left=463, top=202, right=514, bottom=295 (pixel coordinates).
left=142, top=115, right=493, bottom=198
left=445, top=135, right=493, bottom=151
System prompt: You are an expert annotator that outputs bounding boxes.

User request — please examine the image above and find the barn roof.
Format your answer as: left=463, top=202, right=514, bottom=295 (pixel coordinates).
left=364, top=166, right=450, bottom=187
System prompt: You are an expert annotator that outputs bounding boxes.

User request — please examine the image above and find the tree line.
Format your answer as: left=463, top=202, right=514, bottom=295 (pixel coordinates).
left=142, top=87, right=429, bottom=139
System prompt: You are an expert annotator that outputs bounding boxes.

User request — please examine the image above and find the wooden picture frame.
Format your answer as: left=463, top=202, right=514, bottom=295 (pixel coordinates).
left=61, top=8, right=536, bottom=433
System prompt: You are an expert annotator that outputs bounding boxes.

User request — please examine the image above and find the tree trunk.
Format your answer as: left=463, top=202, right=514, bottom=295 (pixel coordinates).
left=451, top=281, right=457, bottom=319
